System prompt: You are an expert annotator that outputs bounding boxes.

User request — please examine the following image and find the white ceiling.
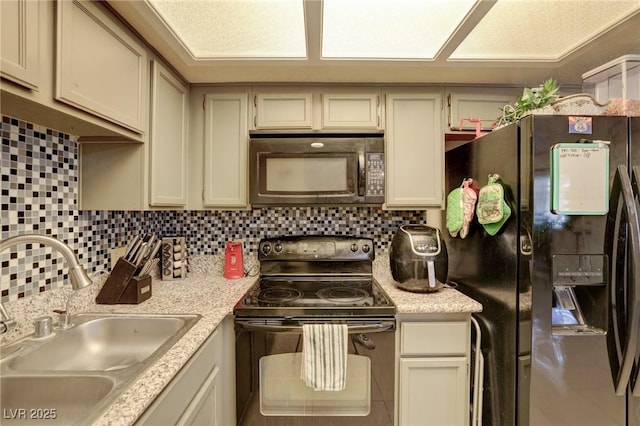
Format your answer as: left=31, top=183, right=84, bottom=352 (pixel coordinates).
left=107, top=0, right=640, bottom=86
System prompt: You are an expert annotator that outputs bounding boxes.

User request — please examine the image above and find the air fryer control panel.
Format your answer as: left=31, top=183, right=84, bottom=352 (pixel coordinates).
left=411, top=234, right=441, bottom=254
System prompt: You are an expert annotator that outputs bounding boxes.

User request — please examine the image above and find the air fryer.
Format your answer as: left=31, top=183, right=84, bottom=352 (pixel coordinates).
left=390, top=225, right=448, bottom=293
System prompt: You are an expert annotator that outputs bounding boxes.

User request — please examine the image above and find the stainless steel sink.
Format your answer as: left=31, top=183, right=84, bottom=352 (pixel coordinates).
left=1, top=375, right=114, bottom=425
left=11, top=314, right=197, bottom=371
left=0, top=313, right=201, bottom=425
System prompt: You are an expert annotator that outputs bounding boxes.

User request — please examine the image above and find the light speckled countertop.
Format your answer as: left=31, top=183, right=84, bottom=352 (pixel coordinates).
left=3, top=253, right=481, bottom=426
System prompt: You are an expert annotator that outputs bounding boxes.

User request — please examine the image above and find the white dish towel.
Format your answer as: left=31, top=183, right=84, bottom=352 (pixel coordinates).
left=300, top=323, right=348, bottom=391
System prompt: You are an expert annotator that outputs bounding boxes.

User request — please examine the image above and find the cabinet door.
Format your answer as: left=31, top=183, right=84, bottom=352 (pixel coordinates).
left=204, top=93, right=249, bottom=207
left=1, top=0, right=39, bottom=89
left=254, top=92, right=312, bottom=129
left=150, top=60, right=188, bottom=206
left=178, top=366, right=221, bottom=426
left=447, top=88, right=520, bottom=132
left=385, top=92, right=443, bottom=208
left=398, top=357, right=468, bottom=426
left=322, top=93, right=380, bottom=129
left=56, top=0, right=147, bottom=133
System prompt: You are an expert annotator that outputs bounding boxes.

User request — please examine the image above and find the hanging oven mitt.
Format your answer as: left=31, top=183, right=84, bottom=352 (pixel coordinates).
left=476, top=174, right=511, bottom=236
left=446, top=183, right=464, bottom=237
left=460, top=179, right=479, bottom=239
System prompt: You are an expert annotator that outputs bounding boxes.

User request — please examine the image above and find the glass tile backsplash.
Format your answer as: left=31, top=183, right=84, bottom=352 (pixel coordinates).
left=1, top=115, right=426, bottom=302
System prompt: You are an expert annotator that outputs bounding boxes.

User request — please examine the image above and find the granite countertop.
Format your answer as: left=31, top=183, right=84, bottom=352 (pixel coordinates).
left=3, top=253, right=481, bottom=426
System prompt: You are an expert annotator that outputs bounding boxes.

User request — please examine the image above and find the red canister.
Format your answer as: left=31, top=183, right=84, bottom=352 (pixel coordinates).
left=224, top=241, right=244, bottom=279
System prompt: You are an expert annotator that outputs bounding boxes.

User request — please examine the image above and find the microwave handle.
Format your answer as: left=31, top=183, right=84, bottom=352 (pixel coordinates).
left=358, top=152, right=366, bottom=196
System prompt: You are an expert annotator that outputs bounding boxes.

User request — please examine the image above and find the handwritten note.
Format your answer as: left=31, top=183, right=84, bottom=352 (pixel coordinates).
left=551, top=142, right=609, bottom=215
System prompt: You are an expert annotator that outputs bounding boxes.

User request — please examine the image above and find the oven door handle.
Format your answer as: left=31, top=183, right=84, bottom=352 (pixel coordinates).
left=235, top=320, right=395, bottom=334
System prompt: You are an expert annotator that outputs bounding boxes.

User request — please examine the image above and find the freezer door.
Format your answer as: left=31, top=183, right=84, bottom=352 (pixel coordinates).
left=605, top=166, right=640, bottom=395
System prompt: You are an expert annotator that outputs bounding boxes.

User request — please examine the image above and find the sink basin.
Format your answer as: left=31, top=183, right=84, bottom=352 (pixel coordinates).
left=0, top=313, right=201, bottom=425
left=1, top=375, right=114, bottom=425
left=10, top=314, right=200, bottom=371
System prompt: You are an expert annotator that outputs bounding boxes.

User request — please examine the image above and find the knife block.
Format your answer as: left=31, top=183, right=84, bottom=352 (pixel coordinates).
left=96, top=257, right=151, bottom=304
left=118, top=275, right=152, bottom=304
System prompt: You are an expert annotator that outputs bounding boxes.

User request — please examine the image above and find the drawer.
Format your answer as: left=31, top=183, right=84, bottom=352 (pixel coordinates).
left=400, top=321, right=468, bottom=356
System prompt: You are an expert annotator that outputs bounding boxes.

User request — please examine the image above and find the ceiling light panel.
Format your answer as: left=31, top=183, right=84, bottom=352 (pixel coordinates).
left=450, top=0, right=640, bottom=61
left=147, top=0, right=307, bottom=59
left=322, top=0, right=478, bottom=60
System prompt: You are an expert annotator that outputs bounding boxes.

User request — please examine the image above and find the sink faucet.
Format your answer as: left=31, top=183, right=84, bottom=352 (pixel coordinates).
left=0, top=234, right=94, bottom=335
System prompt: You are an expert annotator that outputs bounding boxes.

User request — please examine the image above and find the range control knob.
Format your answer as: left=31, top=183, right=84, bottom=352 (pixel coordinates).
left=274, top=243, right=283, bottom=253
left=362, top=244, right=371, bottom=253
left=261, top=243, right=272, bottom=256
left=350, top=243, right=359, bottom=252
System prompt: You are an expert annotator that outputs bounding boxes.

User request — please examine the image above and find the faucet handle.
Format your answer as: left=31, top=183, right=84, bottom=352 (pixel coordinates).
left=34, top=316, right=53, bottom=338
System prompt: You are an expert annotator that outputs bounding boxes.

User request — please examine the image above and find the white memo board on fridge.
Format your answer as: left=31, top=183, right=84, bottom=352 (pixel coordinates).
left=551, top=142, right=610, bottom=215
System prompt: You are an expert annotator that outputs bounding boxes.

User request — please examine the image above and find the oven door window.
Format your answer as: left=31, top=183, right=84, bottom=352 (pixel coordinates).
left=259, top=153, right=358, bottom=196
left=260, top=353, right=371, bottom=416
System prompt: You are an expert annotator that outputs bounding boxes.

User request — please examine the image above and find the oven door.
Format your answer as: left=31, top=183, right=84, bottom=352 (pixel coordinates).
left=236, top=319, right=395, bottom=426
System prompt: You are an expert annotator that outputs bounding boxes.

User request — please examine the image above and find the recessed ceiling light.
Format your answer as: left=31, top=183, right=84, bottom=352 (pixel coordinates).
left=321, top=0, right=478, bottom=60
left=450, top=0, right=640, bottom=61
left=147, top=0, right=307, bottom=59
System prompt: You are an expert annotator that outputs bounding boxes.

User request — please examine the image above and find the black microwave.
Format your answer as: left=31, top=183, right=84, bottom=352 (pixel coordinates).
left=249, top=134, right=385, bottom=206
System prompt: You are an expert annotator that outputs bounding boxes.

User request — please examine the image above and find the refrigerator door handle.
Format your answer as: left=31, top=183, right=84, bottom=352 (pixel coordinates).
left=606, top=165, right=640, bottom=396
left=629, top=166, right=640, bottom=397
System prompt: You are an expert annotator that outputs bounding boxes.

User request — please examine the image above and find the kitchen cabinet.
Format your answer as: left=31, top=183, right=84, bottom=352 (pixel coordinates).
left=1, top=0, right=39, bottom=90
left=149, top=60, right=188, bottom=207
left=385, top=90, right=444, bottom=208
left=56, top=0, right=147, bottom=133
left=397, top=316, right=470, bottom=426
left=321, top=91, right=381, bottom=129
left=253, top=91, right=313, bottom=129
left=203, top=92, right=249, bottom=208
left=446, top=87, right=521, bottom=133
left=80, top=55, right=186, bottom=211
left=582, top=54, right=640, bottom=104
left=1, top=0, right=145, bottom=141
left=137, top=316, right=236, bottom=426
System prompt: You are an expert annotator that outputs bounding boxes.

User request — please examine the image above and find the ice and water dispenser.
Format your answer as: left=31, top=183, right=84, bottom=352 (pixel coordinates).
left=551, top=254, right=608, bottom=334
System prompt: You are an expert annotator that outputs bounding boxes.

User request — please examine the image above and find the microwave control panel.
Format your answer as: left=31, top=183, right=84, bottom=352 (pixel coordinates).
left=366, top=153, right=385, bottom=197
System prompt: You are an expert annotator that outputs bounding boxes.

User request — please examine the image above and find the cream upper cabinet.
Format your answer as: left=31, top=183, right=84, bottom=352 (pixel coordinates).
left=446, top=87, right=521, bottom=132
left=56, top=0, right=147, bottom=133
left=321, top=91, right=381, bottom=129
left=149, top=60, right=188, bottom=207
left=397, top=318, right=470, bottom=426
left=385, top=91, right=443, bottom=208
left=203, top=92, right=249, bottom=208
left=1, top=0, right=39, bottom=90
left=253, top=91, right=313, bottom=129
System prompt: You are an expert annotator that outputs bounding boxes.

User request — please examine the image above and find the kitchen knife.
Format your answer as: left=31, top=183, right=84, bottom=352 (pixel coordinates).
left=136, top=240, right=162, bottom=277
left=127, top=239, right=143, bottom=262
left=123, top=235, right=139, bottom=259
left=134, top=243, right=149, bottom=267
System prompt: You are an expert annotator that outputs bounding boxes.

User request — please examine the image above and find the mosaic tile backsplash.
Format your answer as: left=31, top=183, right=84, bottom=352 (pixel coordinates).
left=1, top=115, right=427, bottom=303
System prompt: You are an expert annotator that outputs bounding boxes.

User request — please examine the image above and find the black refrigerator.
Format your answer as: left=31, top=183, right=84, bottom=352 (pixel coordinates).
left=443, top=115, right=640, bottom=426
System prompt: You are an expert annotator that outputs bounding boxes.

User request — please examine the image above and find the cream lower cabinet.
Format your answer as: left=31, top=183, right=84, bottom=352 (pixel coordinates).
left=397, top=316, right=470, bottom=426
left=385, top=91, right=444, bottom=208
left=136, top=316, right=236, bottom=426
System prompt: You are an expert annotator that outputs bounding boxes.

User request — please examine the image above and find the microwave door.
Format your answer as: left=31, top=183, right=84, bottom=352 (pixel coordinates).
left=257, top=153, right=360, bottom=203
